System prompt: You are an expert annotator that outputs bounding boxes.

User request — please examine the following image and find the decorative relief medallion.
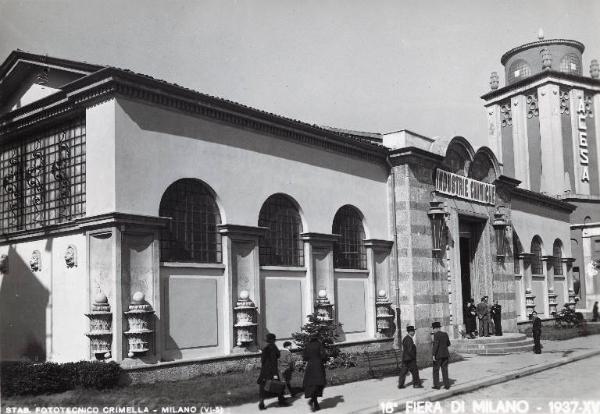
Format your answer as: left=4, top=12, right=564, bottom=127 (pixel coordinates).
left=500, top=102, right=512, bottom=127
left=584, top=95, right=593, bottom=118
left=65, top=244, right=77, bottom=268
left=559, top=90, right=570, bottom=115
left=30, top=250, right=41, bottom=272
left=526, top=93, right=539, bottom=118
left=0, top=254, right=8, bottom=274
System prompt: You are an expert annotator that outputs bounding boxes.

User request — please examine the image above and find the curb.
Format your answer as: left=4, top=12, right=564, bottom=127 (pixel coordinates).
left=353, top=349, right=600, bottom=414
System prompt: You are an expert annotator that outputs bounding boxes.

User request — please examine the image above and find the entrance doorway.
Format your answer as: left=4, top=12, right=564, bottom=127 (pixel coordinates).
left=458, top=218, right=485, bottom=322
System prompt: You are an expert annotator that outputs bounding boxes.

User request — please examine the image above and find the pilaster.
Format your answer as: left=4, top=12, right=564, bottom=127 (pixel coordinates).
left=512, top=94, right=530, bottom=189
left=487, top=103, right=503, bottom=164
left=218, top=224, right=267, bottom=351
left=300, top=233, right=339, bottom=316
left=538, top=84, right=565, bottom=195
left=364, top=239, right=394, bottom=338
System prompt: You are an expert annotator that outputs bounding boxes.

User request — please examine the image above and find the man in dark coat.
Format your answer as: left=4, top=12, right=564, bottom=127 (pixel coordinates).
left=431, top=321, right=451, bottom=390
left=398, top=325, right=423, bottom=389
left=257, top=333, right=288, bottom=410
left=303, top=336, right=327, bottom=412
left=464, top=298, right=477, bottom=338
left=476, top=296, right=490, bottom=337
left=532, top=311, right=542, bottom=354
left=491, top=299, right=503, bottom=336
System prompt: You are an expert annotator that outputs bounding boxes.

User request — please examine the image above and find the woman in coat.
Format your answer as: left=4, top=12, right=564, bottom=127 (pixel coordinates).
left=257, top=333, right=288, bottom=410
left=531, top=311, right=542, bottom=354
left=303, top=336, right=327, bottom=411
left=464, top=298, right=477, bottom=338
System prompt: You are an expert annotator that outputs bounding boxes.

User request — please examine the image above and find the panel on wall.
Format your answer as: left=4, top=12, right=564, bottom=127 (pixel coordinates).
left=165, top=276, right=218, bottom=350
left=337, top=278, right=366, bottom=333
left=264, top=278, right=303, bottom=340
left=554, top=280, right=565, bottom=309
left=122, top=233, right=154, bottom=303
left=531, top=279, right=546, bottom=316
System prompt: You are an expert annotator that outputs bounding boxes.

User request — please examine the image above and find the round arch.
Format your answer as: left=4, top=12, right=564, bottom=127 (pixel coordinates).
left=258, top=193, right=305, bottom=266
left=469, top=147, right=501, bottom=183
left=332, top=204, right=367, bottom=270
left=158, top=178, right=223, bottom=263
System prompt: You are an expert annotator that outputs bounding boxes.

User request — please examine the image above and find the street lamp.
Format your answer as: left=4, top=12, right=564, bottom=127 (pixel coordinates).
left=492, top=206, right=510, bottom=259
left=427, top=192, right=448, bottom=253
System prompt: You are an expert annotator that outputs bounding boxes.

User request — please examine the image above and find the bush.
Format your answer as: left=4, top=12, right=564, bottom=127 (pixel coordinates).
left=1, top=360, right=123, bottom=396
left=291, top=312, right=342, bottom=358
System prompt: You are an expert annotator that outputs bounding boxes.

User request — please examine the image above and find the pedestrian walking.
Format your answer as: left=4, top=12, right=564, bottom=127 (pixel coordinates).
left=398, top=325, right=423, bottom=389
left=532, top=311, right=542, bottom=354
left=257, top=333, right=288, bottom=410
left=476, top=296, right=490, bottom=337
left=592, top=301, right=599, bottom=322
left=491, top=299, right=503, bottom=336
left=431, top=321, right=451, bottom=390
left=303, top=335, right=327, bottom=412
left=280, top=341, right=295, bottom=396
left=464, top=298, right=477, bottom=338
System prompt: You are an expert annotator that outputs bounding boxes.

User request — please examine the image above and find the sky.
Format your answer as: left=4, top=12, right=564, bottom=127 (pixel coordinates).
left=1, top=0, right=599, bottom=148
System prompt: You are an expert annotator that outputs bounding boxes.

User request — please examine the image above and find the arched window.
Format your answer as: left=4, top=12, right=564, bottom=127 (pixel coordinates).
left=553, top=239, right=563, bottom=275
left=469, top=151, right=498, bottom=184
left=513, top=231, right=522, bottom=275
left=332, top=206, right=366, bottom=269
left=258, top=194, right=304, bottom=266
left=531, top=237, right=543, bottom=275
left=559, top=54, right=582, bottom=75
left=508, top=60, right=531, bottom=84
left=159, top=179, right=222, bottom=263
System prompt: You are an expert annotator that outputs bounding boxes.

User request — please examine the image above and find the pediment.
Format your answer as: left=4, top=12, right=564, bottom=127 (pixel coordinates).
left=0, top=51, right=103, bottom=115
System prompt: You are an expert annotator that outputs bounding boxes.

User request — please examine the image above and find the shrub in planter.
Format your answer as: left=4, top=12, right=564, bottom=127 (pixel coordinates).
left=0, top=360, right=122, bottom=396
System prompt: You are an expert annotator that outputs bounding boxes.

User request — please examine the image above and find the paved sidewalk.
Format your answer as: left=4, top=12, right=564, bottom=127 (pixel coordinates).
left=224, top=335, right=600, bottom=414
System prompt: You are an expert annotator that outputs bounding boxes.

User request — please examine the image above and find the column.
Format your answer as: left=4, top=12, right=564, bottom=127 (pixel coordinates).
left=538, top=84, right=565, bottom=195
left=218, top=224, right=266, bottom=352
left=512, top=94, right=530, bottom=189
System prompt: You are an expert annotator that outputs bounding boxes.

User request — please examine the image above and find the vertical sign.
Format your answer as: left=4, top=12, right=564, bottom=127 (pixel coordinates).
left=578, top=99, right=590, bottom=183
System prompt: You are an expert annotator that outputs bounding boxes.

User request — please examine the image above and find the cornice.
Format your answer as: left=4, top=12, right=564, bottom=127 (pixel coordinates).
left=0, top=212, right=168, bottom=245
left=494, top=175, right=521, bottom=189
left=481, top=71, right=600, bottom=104
left=217, top=224, right=268, bottom=239
left=388, top=146, right=443, bottom=167
left=1, top=69, right=389, bottom=163
left=300, top=232, right=340, bottom=243
left=363, top=239, right=394, bottom=251
left=511, top=187, right=577, bottom=213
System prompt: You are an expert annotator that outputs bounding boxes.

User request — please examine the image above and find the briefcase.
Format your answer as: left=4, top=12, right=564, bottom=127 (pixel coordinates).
left=264, top=378, right=286, bottom=394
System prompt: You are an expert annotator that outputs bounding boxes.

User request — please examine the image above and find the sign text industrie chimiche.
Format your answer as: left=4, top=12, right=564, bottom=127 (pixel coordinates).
left=435, top=169, right=496, bottom=205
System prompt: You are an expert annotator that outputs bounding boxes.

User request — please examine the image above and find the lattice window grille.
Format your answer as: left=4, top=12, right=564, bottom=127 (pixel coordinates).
left=0, top=118, right=86, bottom=233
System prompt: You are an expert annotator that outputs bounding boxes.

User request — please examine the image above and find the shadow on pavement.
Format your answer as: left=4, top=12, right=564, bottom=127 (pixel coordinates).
left=320, top=395, right=345, bottom=409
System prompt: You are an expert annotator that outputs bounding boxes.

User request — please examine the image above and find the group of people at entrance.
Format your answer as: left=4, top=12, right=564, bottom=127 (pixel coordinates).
left=398, top=322, right=452, bottom=390
left=257, top=333, right=326, bottom=412
left=464, top=296, right=502, bottom=339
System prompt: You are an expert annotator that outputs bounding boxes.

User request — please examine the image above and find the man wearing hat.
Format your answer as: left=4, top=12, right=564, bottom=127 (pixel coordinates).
left=398, top=325, right=423, bottom=389
left=431, top=321, right=451, bottom=390
left=476, top=296, right=490, bottom=337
